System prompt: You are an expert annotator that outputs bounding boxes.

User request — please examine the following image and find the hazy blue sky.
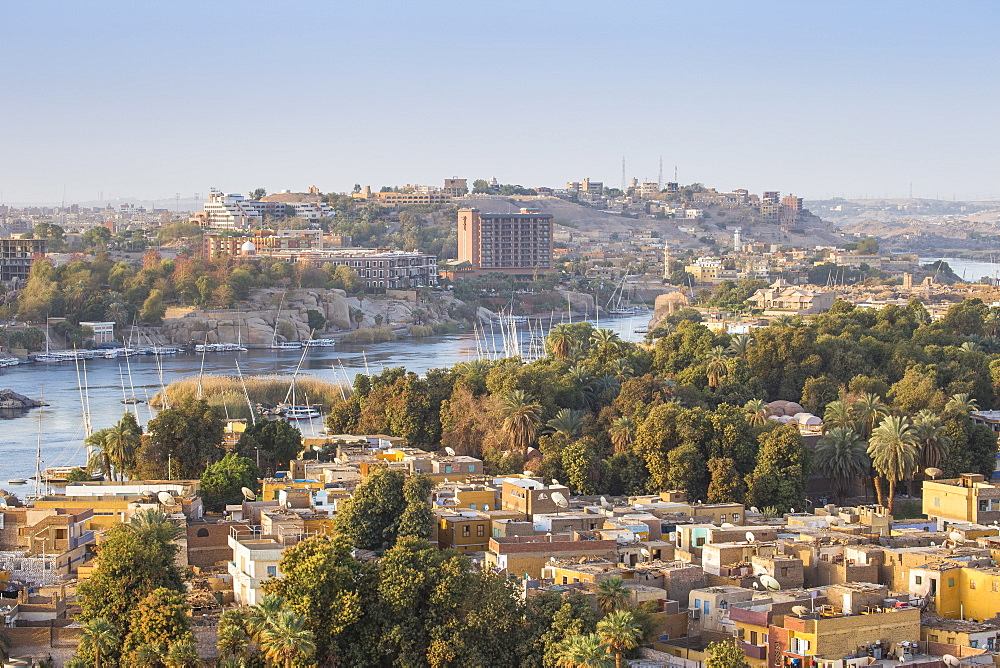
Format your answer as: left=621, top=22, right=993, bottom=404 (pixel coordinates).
left=2, top=1, right=998, bottom=204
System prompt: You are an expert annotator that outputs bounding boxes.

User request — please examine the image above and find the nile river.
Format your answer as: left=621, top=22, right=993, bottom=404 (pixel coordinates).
left=0, top=312, right=650, bottom=490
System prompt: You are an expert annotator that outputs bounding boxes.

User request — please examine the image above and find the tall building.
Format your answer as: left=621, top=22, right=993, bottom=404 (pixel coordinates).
left=0, top=238, right=46, bottom=284
left=195, top=191, right=263, bottom=231
left=457, top=208, right=553, bottom=275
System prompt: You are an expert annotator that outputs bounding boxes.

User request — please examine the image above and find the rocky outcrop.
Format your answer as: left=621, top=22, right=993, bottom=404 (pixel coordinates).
left=154, top=288, right=464, bottom=346
left=648, top=290, right=691, bottom=330
left=0, top=389, right=44, bottom=409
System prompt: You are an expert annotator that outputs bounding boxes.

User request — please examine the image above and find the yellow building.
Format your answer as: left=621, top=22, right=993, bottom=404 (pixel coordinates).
left=910, top=562, right=1000, bottom=621
left=921, top=615, right=1000, bottom=650
left=923, top=474, right=1000, bottom=527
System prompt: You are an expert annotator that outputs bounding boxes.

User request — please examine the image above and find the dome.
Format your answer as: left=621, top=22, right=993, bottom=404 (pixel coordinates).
left=241, top=240, right=257, bottom=253
left=794, top=412, right=822, bottom=426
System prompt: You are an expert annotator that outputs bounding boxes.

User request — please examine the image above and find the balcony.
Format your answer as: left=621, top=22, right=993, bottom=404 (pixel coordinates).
left=741, top=643, right=767, bottom=660
left=70, top=530, right=96, bottom=550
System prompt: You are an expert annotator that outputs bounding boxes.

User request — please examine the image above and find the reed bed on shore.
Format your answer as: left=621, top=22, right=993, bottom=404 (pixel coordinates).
left=341, top=326, right=396, bottom=344
left=149, top=374, right=348, bottom=419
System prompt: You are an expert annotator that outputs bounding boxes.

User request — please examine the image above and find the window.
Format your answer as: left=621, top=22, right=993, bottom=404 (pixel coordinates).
left=562, top=576, right=568, bottom=584
left=197, top=528, right=210, bottom=538
left=781, top=567, right=789, bottom=576
left=696, top=537, right=706, bottom=547
left=462, top=525, right=470, bottom=537
left=750, top=631, right=758, bottom=645
left=266, top=566, right=277, bottom=577
left=993, top=581, right=998, bottom=593
left=468, top=464, right=476, bottom=472
left=915, top=576, right=923, bottom=585
left=470, top=503, right=477, bottom=510
left=703, top=601, right=710, bottom=615
left=949, top=578, right=956, bottom=587
left=733, top=513, right=740, bottom=522
left=934, top=497, right=941, bottom=507
left=720, top=514, right=726, bottom=522
left=694, top=599, right=701, bottom=609
left=971, top=641, right=979, bottom=648
left=970, top=580, right=977, bottom=590
left=477, top=524, right=485, bottom=538
left=929, top=635, right=939, bottom=642
left=445, top=465, right=453, bottom=474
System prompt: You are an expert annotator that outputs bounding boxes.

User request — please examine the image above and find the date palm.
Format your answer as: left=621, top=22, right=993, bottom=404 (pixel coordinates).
left=548, top=323, right=575, bottom=361
left=500, top=390, right=543, bottom=454
left=815, top=427, right=869, bottom=503
left=102, top=422, right=140, bottom=481
left=913, top=409, right=951, bottom=470
left=823, top=400, right=855, bottom=432
left=727, top=333, right=753, bottom=359
left=217, top=609, right=252, bottom=660
left=867, top=415, right=918, bottom=514
left=259, top=609, right=316, bottom=668
left=555, top=633, right=613, bottom=668
left=86, top=429, right=114, bottom=481
left=164, top=638, right=199, bottom=668
left=852, top=393, right=888, bottom=440
left=743, top=399, right=771, bottom=427
left=80, top=617, right=120, bottom=668
left=705, top=346, right=729, bottom=389
left=596, top=610, right=643, bottom=668
left=129, top=507, right=182, bottom=542
left=591, top=328, right=622, bottom=364
left=609, top=415, right=635, bottom=454
left=596, top=575, right=631, bottom=615
left=547, top=408, right=586, bottom=440
left=945, top=393, right=979, bottom=414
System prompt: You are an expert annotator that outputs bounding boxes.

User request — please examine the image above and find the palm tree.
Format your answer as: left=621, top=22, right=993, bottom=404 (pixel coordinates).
left=814, top=427, right=869, bottom=503
left=101, top=422, right=140, bottom=481
left=555, top=634, right=613, bottom=668
left=591, top=328, right=622, bottom=364
left=547, top=408, right=586, bottom=440
left=500, top=390, right=543, bottom=454
left=85, top=429, right=113, bottom=480
left=567, top=365, right=595, bottom=389
left=743, top=399, right=771, bottom=427
left=867, top=415, right=919, bottom=513
left=80, top=617, right=120, bottom=668
left=164, top=638, right=199, bottom=668
left=609, top=416, right=635, bottom=454
left=727, top=333, right=753, bottom=359
left=822, top=400, right=855, bottom=432
left=771, top=314, right=793, bottom=327
left=246, top=594, right=284, bottom=644
left=960, top=341, right=983, bottom=353
left=985, top=309, right=1000, bottom=337
left=217, top=609, right=252, bottom=660
left=596, top=610, right=643, bottom=668
left=852, top=393, right=888, bottom=440
left=913, top=410, right=951, bottom=470
left=945, top=393, right=979, bottom=413
left=608, top=358, right=634, bottom=382
left=131, top=643, right=166, bottom=667
left=548, top=323, right=575, bottom=361
left=705, top=346, right=729, bottom=389
left=259, top=609, right=316, bottom=668
left=129, top=508, right=182, bottom=542
left=105, top=301, right=129, bottom=331
left=596, top=575, right=631, bottom=615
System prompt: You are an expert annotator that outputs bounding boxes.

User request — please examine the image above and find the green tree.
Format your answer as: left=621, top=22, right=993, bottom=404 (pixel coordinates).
left=500, top=389, right=543, bottom=454
left=814, top=427, right=869, bottom=503
left=596, top=610, right=642, bottom=668
left=867, top=415, right=918, bottom=513
left=140, top=288, right=167, bottom=324
left=262, top=534, right=372, bottom=665
left=82, top=226, right=113, bottom=250
left=743, top=399, right=771, bottom=427
left=707, top=457, right=745, bottom=504
left=706, top=638, right=752, bottom=668
left=122, top=587, right=193, bottom=661
left=306, top=308, right=327, bottom=332
left=912, top=410, right=951, bottom=471
left=547, top=408, right=586, bottom=440
left=333, top=467, right=432, bottom=552
left=555, top=633, right=613, bottom=668
left=562, top=438, right=601, bottom=495
left=234, top=418, right=302, bottom=475
left=145, top=397, right=225, bottom=478
left=745, top=425, right=810, bottom=512
left=200, top=453, right=260, bottom=512
left=596, top=576, right=630, bottom=616
left=855, top=237, right=879, bottom=255
left=78, top=618, right=120, bottom=668
left=259, top=609, right=316, bottom=668
left=706, top=346, right=729, bottom=389
left=608, top=415, right=635, bottom=454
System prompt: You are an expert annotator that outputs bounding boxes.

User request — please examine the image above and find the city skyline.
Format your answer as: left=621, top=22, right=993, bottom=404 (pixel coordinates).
left=2, top=1, right=998, bottom=204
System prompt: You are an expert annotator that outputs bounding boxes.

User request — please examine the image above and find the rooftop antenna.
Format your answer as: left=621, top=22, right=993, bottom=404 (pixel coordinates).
left=674, top=165, right=678, bottom=183
left=621, top=156, right=626, bottom=191
left=658, top=156, right=663, bottom=190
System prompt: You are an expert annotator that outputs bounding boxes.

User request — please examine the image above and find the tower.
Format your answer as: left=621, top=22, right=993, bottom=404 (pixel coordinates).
left=733, top=227, right=742, bottom=251
left=621, top=156, right=626, bottom=192
left=663, top=243, right=671, bottom=279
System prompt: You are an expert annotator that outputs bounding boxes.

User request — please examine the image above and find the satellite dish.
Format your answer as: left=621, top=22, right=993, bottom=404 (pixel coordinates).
left=722, top=522, right=736, bottom=528
left=157, top=491, right=174, bottom=505
left=445, top=446, right=456, bottom=457
left=640, top=548, right=650, bottom=557
left=241, top=487, right=256, bottom=501
left=943, top=655, right=960, bottom=668
left=551, top=491, right=569, bottom=508
left=791, top=605, right=809, bottom=617
left=752, top=582, right=760, bottom=589
left=949, top=531, right=964, bottom=543
left=825, top=516, right=840, bottom=526
left=600, top=496, right=613, bottom=510
left=334, top=457, right=344, bottom=464
left=925, top=467, right=943, bottom=480
left=523, top=470, right=533, bottom=476
left=551, top=478, right=560, bottom=486
left=750, top=506, right=760, bottom=514
left=550, top=556, right=557, bottom=562
left=746, top=531, right=756, bottom=543
left=759, top=575, right=781, bottom=591
left=790, top=507, right=795, bottom=514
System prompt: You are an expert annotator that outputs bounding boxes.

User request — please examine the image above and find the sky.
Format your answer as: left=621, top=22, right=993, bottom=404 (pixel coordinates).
left=1, top=1, right=998, bottom=205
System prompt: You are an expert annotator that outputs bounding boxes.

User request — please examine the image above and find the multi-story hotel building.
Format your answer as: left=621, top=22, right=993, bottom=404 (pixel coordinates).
left=456, top=207, right=553, bottom=276
left=0, top=238, right=47, bottom=284
left=195, top=191, right=264, bottom=231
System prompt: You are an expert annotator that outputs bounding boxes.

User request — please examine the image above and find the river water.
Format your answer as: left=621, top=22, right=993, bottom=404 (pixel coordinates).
left=920, top=257, right=1000, bottom=283
left=0, top=311, right=651, bottom=490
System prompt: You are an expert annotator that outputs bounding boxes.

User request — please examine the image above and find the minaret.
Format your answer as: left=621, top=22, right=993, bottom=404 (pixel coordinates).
left=733, top=227, right=742, bottom=251
left=663, top=243, right=671, bottom=279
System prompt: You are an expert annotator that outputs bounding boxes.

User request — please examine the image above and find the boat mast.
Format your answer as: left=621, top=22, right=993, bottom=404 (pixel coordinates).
left=74, top=347, right=92, bottom=440
left=235, top=360, right=256, bottom=426
left=33, top=385, right=44, bottom=499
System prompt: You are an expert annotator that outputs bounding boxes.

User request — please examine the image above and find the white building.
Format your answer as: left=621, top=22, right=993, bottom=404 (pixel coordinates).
left=228, top=530, right=285, bottom=605
left=201, top=191, right=264, bottom=231
left=79, top=321, right=115, bottom=345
